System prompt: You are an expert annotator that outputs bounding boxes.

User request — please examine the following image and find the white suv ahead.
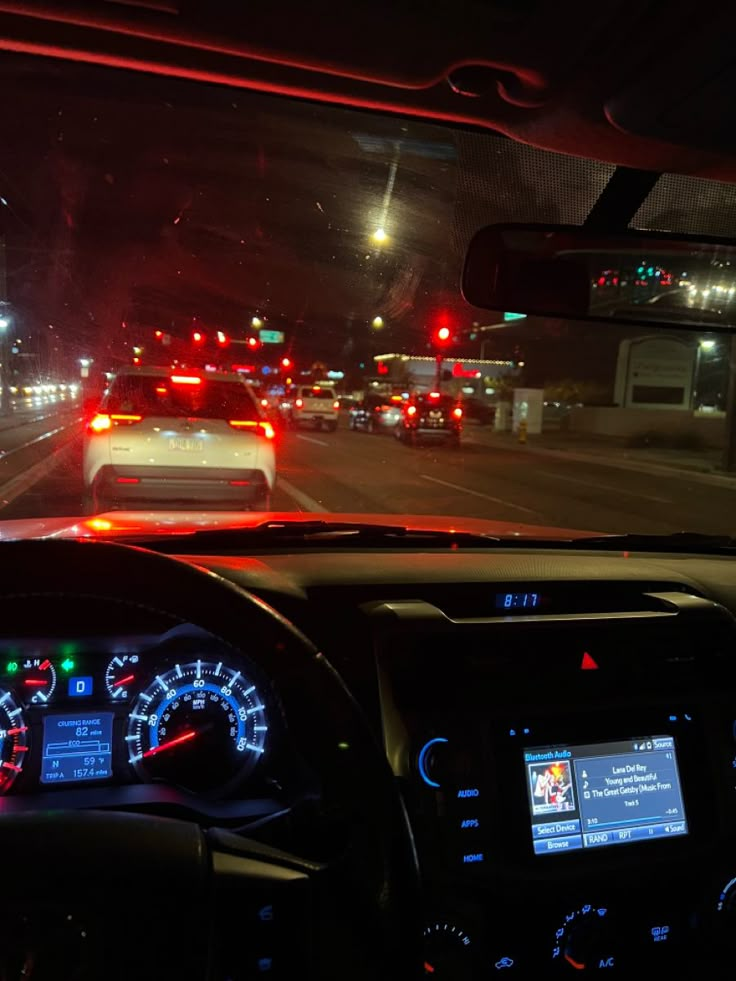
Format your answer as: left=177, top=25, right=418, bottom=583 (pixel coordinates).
left=83, top=368, right=276, bottom=512
left=291, top=385, right=339, bottom=431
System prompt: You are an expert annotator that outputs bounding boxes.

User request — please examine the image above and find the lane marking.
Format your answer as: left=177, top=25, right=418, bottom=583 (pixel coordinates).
left=0, top=430, right=80, bottom=510
left=537, top=469, right=672, bottom=505
left=277, top=476, right=329, bottom=512
left=296, top=434, right=330, bottom=448
left=420, top=474, right=539, bottom=515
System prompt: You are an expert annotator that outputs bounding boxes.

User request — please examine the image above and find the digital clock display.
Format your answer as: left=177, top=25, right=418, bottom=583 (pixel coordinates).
left=495, top=592, right=542, bottom=610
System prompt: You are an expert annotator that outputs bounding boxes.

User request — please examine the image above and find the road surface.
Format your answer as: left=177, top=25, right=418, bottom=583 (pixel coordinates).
left=0, top=412, right=733, bottom=537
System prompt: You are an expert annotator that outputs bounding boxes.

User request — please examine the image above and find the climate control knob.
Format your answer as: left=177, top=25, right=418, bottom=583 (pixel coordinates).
left=553, top=905, right=617, bottom=971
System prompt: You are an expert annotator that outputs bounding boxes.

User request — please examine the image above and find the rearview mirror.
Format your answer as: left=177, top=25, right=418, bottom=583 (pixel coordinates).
left=462, top=223, right=736, bottom=333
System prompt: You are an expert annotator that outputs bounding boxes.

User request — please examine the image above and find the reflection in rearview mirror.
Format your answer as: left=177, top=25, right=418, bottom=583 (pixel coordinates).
left=462, top=223, right=736, bottom=333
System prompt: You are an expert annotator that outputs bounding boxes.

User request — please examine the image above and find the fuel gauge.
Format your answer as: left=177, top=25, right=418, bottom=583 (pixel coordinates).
left=105, top=654, right=139, bottom=699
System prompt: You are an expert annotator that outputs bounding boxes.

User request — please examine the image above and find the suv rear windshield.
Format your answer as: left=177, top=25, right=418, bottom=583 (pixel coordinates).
left=300, top=387, right=336, bottom=399
left=415, top=395, right=456, bottom=409
left=105, top=376, right=260, bottom=420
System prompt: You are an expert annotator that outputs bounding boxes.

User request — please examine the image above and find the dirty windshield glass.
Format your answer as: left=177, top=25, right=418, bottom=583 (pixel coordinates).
left=1, top=52, right=736, bottom=536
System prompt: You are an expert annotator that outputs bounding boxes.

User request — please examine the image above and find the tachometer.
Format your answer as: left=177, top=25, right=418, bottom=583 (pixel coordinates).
left=126, top=659, right=267, bottom=792
left=0, top=690, right=28, bottom=791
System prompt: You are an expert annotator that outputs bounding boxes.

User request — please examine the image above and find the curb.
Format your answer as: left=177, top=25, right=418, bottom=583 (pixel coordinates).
left=467, top=435, right=736, bottom=489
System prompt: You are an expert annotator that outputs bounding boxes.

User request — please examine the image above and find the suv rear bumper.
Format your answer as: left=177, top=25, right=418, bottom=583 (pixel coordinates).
left=90, top=465, right=270, bottom=510
left=400, top=424, right=461, bottom=441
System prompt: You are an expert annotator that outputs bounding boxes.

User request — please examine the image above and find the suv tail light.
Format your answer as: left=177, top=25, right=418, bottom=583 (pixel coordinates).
left=295, top=398, right=303, bottom=409
left=333, top=400, right=340, bottom=410
left=228, top=420, right=276, bottom=439
left=88, top=413, right=142, bottom=434
left=452, top=407, right=463, bottom=419
left=406, top=405, right=417, bottom=417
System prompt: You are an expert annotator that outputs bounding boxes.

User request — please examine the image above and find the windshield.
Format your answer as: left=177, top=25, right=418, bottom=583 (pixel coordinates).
left=2, top=52, right=736, bottom=538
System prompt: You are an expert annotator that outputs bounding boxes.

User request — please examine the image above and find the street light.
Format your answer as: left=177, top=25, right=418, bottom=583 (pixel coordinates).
left=700, top=339, right=717, bottom=351
left=371, top=228, right=388, bottom=245
left=251, top=317, right=263, bottom=330
left=371, top=316, right=384, bottom=329
left=0, top=317, right=10, bottom=331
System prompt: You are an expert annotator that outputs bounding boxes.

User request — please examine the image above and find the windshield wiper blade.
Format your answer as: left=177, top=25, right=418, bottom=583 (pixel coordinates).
left=125, top=520, right=503, bottom=551
left=571, top=532, right=736, bottom=552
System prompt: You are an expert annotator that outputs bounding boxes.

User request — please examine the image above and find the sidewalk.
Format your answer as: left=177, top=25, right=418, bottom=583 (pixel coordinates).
left=466, top=427, right=736, bottom=487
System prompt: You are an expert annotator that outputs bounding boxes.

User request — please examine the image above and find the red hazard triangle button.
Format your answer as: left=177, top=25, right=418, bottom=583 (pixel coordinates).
left=581, top=652, right=599, bottom=670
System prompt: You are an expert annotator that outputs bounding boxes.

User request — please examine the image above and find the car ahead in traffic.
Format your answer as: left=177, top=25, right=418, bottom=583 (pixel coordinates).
left=395, top=391, right=463, bottom=446
left=289, top=384, right=339, bottom=431
left=348, top=393, right=404, bottom=433
left=83, top=368, right=275, bottom=512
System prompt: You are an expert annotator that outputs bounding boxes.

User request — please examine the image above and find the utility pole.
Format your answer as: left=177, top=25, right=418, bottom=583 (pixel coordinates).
left=722, top=334, right=736, bottom=471
left=432, top=324, right=452, bottom=392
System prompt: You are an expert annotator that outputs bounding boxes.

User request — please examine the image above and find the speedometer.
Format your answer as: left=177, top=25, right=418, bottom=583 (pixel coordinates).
left=126, top=659, right=267, bottom=793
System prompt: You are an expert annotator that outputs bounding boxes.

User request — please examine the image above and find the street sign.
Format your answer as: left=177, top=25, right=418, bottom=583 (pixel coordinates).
left=259, top=330, right=285, bottom=344
left=503, top=312, right=527, bottom=322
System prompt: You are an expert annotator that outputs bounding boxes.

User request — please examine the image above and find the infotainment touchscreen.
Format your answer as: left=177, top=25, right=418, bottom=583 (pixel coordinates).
left=524, top=735, right=688, bottom=855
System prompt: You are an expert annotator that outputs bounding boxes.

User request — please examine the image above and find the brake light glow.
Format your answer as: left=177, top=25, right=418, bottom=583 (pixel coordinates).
left=155, top=386, right=168, bottom=395
left=452, top=407, right=463, bottom=419
left=429, top=391, right=441, bottom=399
left=229, top=480, right=251, bottom=486
left=88, top=413, right=112, bottom=433
left=260, top=398, right=269, bottom=408
left=88, top=412, right=143, bottom=433
left=170, top=375, right=202, bottom=385
left=407, top=405, right=417, bottom=417
left=333, top=400, right=340, bottom=410
left=390, top=395, right=403, bottom=402
left=312, top=386, right=321, bottom=392
left=295, top=398, right=303, bottom=409
left=116, top=476, right=140, bottom=484
left=228, top=420, right=276, bottom=439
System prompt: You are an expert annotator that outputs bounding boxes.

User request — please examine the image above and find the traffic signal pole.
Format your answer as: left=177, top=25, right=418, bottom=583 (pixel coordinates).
left=723, top=334, right=736, bottom=471
left=434, top=354, right=443, bottom=391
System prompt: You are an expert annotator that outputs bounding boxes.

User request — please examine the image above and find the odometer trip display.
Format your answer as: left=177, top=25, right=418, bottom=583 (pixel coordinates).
left=126, top=659, right=267, bottom=792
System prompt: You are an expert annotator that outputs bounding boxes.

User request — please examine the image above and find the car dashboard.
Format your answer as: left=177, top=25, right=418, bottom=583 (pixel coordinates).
left=190, top=547, right=736, bottom=977
left=5, top=544, right=736, bottom=978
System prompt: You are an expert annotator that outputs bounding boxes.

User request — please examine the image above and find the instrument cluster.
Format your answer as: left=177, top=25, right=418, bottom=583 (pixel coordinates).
left=0, top=630, right=271, bottom=796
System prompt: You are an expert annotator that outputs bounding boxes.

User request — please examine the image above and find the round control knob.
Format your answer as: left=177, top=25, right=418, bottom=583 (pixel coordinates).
left=717, top=876, right=736, bottom=916
left=417, top=737, right=449, bottom=788
left=553, top=905, right=617, bottom=971
left=423, top=921, right=474, bottom=979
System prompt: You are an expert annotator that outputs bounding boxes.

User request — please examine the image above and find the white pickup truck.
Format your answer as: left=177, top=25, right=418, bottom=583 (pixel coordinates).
left=291, top=385, right=339, bottom=431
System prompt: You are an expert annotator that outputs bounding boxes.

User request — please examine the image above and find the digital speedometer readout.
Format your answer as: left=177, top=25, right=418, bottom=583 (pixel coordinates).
left=126, top=659, right=268, bottom=792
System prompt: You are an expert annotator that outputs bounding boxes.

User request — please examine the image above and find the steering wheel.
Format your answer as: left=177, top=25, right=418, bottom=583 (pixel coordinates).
left=0, top=539, right=421, bottom=981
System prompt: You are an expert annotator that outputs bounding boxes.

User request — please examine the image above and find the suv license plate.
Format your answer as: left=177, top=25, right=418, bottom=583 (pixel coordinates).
left=168, top=437, right=204, bottom=452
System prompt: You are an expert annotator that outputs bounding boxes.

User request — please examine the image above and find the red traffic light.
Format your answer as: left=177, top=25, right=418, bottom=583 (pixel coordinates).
left=192, top=330, right=204, bottom=345
left=154, top=330, right=163, bottom=340
left=436, top=326, right=451, bottom=344
left=280, top=356, right=292, bottom=369
left=246, top=336, right=260, bottom=350
left=216, top=331, right=229, bottom=347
